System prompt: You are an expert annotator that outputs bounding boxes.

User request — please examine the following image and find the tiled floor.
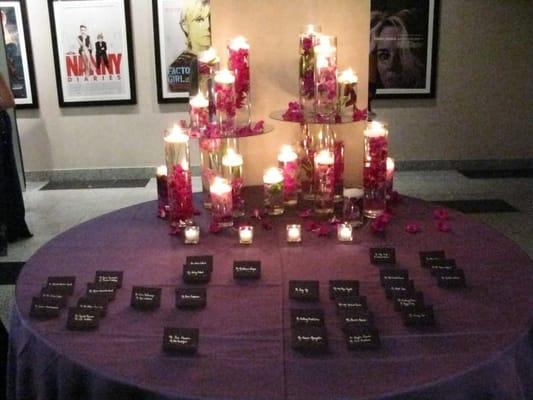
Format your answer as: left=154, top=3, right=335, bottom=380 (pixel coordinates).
left=1, top=171, right=532, bottom=329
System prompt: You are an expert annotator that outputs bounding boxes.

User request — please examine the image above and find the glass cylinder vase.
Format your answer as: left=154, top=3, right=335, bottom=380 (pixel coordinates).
left=278, top=145, right=299, bottom=206
left=263, top=167, right=284, bottom=216
left=314, top=148, right=335, bottom=215
left=189, top=93, right=210, bottom=136
left=210, top=177, right=233, bottom=228
left=337, top=68, right=358, bottom=116
left=228, top=36, right=251, bottom=128
left=222, top=148, right=245, bottom=217
left=363, top=121, right=388, bottom=218
left=314, top=35, right=337, bottom=121
left=164, top=125, right=193, bottom=228
left=316, top=124, right=344, bottom=203
left=299, top=24, right=321, bottom=116
left=297, top=124, right=316, bottom=201
left=214, top=69, right=236, bottom=136
left=156, top=165, right=168, bottom=217
left=197, top=47, right=219, bottom=122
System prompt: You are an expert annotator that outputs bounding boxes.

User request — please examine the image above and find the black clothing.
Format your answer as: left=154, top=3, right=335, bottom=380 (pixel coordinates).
left=95, top=40, right=109, bottom=70
left=0, top=110, right=31, bottom=254
left=78, top=34, right=92, bottom=55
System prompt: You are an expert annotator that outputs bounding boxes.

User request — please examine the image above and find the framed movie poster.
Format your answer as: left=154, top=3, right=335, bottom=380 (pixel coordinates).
left=370, top=0, right=439, bottom=98
left=152, top=0, right=211, bottom=103
left=0, top=0, right=38, bottom=108
left=48, top=0, right=136, bottom=107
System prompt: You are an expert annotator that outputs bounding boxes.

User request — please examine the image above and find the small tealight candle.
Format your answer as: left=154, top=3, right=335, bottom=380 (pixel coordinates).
left=337, top=223, right=353, bottom=242
left=239, top=226, right=253, bottom=245
left=184, top=226, right=200, bottom=244
left=286, top=224, right=302, bottom=243
left=364, top=120, right=388, bottom=138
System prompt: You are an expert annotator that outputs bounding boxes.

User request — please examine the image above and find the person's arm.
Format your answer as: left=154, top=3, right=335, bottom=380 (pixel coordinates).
left=0, top=74, right=15, bottom=110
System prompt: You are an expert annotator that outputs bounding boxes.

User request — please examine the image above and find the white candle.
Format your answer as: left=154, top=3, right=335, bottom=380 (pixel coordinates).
left=337, top=223, right=353, bottom=242
left=338, top=68, right=358, bottom=84
left=164, top=124, right=189, bottom=143
left=287, top=224, right=302, bottom=243
left=189, top=92, right=209, bottom=108
left=315, top=149, right=334, bottom=165
left=302, top=24, right=320, bottom=35
left=386, top=157, right=395, bottom=180
left=156, top=165, right=167, bottom=177
left=263, top=167, right=283, bottom=185
left=277, top=145, right=298, bottom=163
left=210, top=177, right=232, bottom=196
left=228, top=36, right=250, bottom=50
left=198, top=46, right=219, bottom=64
left=239, top=226, right=253, bottom=244
left=364, top=121, right=388, bottom=138
left=343, top=187, right=364, bottom=199
left=184, top=226, right=200, bottom=244
left=222, top=149, right=244, bottom=167
left=214, top=69, right=236, bottom=85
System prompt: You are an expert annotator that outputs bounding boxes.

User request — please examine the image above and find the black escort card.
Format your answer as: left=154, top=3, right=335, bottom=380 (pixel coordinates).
left=379, top=269, right=409, bottom=287
left=130, top=286, right=162, bottom=310
left=86, top=282, right=116, bottom=301
left=186, top=255, right=213, bottom=273
left=40, top=286, right=68, bottom=307
left=402, top=305, right=435, bottom=327
left=384, top=280, right=415, bottom=300
left=429, top=259, right=457, bottom=276
left=419, top=251, right=446, bottom=268
left=290, top=308, right=325, bottom=328
left=46, top=276, right=76, bottom=295
left=336, top=295, right=368, bottom=313
left=346, top=326, right=381, bottom=350
left=393, top=291, right=425, bottom=312
left=370, top=248, right=396, bottom=265
left=162, top=327, right=199, bottom=355
left=176, top=288, right=207, bottom=309
left=233, top=261, right=261, bottom=280
left=289, top=280, right=319, bottom=302
left=291, top=327, right=328, bottom=354
left=183, top=263, right=210, bottom=284
left=66, top=307, right=100, bottom=331
left=29, top=297, right=61, bottom=320
left=437, top=269, right=466, bottom=288
left=341, top=309, right=374, bottom=331
left=77, top=296, right=108, bottom=317
left=95, top=270, right=124, bottom=289
left=329, top=280, right=359, bottom=300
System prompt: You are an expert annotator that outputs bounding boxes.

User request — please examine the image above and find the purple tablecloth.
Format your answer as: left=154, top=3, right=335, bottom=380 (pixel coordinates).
left=8, top=189, right=533, bottom=400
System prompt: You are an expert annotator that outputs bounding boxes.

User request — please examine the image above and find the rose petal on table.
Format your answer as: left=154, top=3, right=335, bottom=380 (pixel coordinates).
left=436, top=220, right=452, bottom=232
left=304, top=220, right=318, bottom=232
left=318, top=223, right=331, bottom=237
left=371, top=219, right=387, bottom=233
left=298, top=209, right=312, bottom=218
left=405, top=222, right=422, bottom=234
left=262, top=220, right=273, bottom=230
left=208, top=222, right=221, bottom=234
left=433, top=208, right=450, bottom=220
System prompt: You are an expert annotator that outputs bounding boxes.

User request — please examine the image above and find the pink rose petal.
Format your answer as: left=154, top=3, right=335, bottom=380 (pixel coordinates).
left=405, top=222, right=421, bottom=234
left=433, top=208, right=450, bottom=220
left=436, top=220, right=451, bottom=232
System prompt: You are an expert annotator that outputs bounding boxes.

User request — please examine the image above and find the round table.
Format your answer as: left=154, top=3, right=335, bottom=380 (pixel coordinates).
left=8, top=188, right=533, bottom=400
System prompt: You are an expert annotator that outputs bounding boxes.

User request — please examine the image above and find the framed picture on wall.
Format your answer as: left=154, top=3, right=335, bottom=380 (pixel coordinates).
left=47, top=0, right=136, bottom=107
left=152, top=0, right=211, bottom=103
left=0, top=0, right=38, bottom=108
left=370, top=0, right=439, bottom=98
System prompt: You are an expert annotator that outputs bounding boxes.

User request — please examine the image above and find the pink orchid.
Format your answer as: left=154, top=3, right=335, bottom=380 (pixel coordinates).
left=282, top=101, right=304, bottom=122
left=353, top=107, right=368, bottom=122
left=436, top=221, right=451, bottom=233
left=405, top=222, right=421, bottom=234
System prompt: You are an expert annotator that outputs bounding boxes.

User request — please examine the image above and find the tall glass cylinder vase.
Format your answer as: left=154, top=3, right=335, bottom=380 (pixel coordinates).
left=363, top=121, right=388, bottom=218
left=314, top=149, right=335, bottom=215
left=197, top=47, right=219, bottom=122
left=214, top=69, right=236, bottom=136
left=263, top=168, right=284, bottom=216
left=297, top=124, right=316, bottom=201
left=200, top=138, right=238, bottom=209
left=228, top=36, right=251, bottom=128
left=278, top=145, right=298, bottom=206
left=317, top=124, right=344, bottom=203
left=156, top=165, right=168, bottom=217
left=222, top=148, right=245, bottom=217
left=314, top=35, right=337, bottom=121
left=337, top=68, right=358, bottom=116
left=164, top=125, right=193, bottom=228
left=189, top=93, right=209, bottom=136
left=299, top=24, right=321, bottom=116
left=210, top=177, right=233, bottom=228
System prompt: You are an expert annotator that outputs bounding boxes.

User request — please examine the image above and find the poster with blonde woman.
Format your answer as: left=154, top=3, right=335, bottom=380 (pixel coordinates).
left=153, top=0, right=211, bottom=103
left=370, top=0, right=439, bottom=98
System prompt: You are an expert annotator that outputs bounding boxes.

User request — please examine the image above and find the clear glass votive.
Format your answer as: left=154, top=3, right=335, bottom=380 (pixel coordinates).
left=337, top=223, right=353, bottom=242
left=263, top=167, right=285, bottom=216
left=183, top=226, right=200, bottom=244
left=239, top=225, right=253, bottom=245
left=343, top=187, right=364, bottom=227
left=286, top=224, right=302, bottom=243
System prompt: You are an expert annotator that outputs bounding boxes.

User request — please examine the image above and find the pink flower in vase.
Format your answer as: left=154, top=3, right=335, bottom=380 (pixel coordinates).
left=301, top=36, right=314, bottom=53
left=283, top=101, right=304, bottom=122
left=353, top=107, right=368, bottom=122
left=302, top=69, right=315, bottom=99
left=168, top=164, right=193, bottom=223
left=228, top=48, right=250, bottom=109
left=215, top=83, right=236, bottom=118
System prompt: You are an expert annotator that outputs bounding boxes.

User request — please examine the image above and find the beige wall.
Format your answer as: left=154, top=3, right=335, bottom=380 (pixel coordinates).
left=15, top=0, right=532, bottom=182
left=374, top=0, right=533, bottom=162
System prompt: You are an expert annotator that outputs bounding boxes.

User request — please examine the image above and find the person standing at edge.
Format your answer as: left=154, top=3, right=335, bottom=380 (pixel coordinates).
left=0, top=73, right=31, bottom=256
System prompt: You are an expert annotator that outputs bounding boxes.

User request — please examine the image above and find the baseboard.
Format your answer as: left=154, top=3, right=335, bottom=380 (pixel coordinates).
left=25, top=166, right=202, bottom=182
left=396, top=159, right=533, bottom=171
